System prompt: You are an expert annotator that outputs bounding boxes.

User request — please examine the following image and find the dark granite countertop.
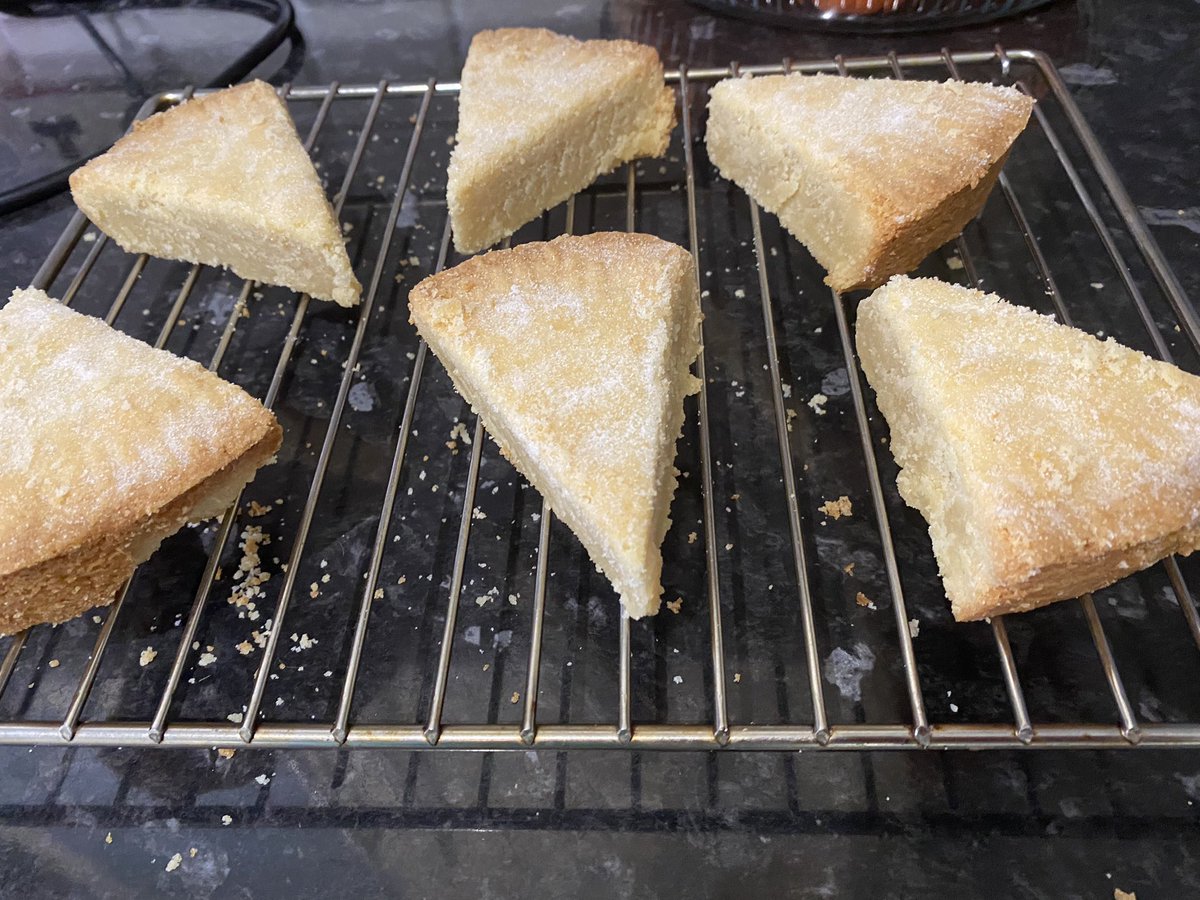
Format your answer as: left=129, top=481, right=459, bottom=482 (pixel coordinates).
left=1, top=2, right=1199, bottom=897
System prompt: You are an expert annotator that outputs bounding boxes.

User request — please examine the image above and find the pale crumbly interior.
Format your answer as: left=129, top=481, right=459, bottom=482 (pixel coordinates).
left=856, top=276, right=1200, bottom=621
left=409, top=233, right=702, bottom=617
left=706, top=74, right=1033, bottom=292
left=69, top=81, right=361, bottom=307
left=0, top=289, right=282, bottom=634
left=447, top=28, right=675, bottom=255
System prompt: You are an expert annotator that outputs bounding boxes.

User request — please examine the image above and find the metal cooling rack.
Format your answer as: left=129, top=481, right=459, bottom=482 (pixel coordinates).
left=7, top=47, right=1200, bottom=751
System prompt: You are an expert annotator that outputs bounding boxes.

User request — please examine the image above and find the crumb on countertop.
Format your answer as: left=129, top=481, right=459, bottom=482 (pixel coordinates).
left=819, top=496, right=853, bottom=519
left=290, top=633, right=317, bottom=652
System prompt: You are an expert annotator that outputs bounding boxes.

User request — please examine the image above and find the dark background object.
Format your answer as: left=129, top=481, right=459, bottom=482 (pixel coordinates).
left=689, top=0, right=1060, bottom=33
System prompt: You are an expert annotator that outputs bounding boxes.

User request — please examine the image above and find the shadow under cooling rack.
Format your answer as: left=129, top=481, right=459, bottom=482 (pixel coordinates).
left=7, top=47, right=1200, bottom=751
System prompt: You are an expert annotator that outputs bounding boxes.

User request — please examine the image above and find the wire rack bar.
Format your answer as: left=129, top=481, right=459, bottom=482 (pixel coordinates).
left=616, top=162, right=638, bottom=743
left=31, top=208, right=91, bottom=293
left=747, top=196, right=829, bottom=742
left=989, top=617, right=1034, bottom=742
left=0, top=632, right=29, bottom=698
left=826, top=53, right=930, bottom=743
left=678, top=63, right=731, bottom=745
left=59, top=234, right=110, bottom=307
left=5, top=48, right=1197, bottom=751
left=1167, top=561, right=1200, bottom=655
left=521, top=506, right=553, bottom=744
left=1079, top=595, right=1140, bottom=741
left=424, top=416, right=487, bottom=744
left=830, top=286, right=930, bottom=743
left=4, top=719, right=1200, bottom=750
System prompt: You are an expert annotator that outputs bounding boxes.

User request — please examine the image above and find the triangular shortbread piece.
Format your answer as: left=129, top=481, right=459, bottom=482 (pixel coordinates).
left=410, top=233, right=701, bottom=617
left=857, top=276, right=1200, bottom=621
left=0, top=289, right=282, bottom=634
left=70, top=81, right=361, bottom=306
left=706, top=74, right=1033, bottom=292
left=447, top=29, right=675, bottom=254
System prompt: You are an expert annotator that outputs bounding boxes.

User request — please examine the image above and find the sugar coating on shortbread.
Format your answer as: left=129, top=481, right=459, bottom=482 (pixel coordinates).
left=856, top=275, right=1200, bottom=621
left=706, top=74, right=1033, bottom=292
left=0, top=289, right=282, bottom=635
left=70, top=81, right=361, bottom=306
left=447, top=29, right=675, bottom=254
left=409, top=233, right=702, bottom=617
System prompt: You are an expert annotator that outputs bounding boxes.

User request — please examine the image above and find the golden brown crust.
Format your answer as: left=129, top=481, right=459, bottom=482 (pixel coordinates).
left=0, top=425, right=280, bottom=635
left=706, top=74, right=1033, bottom=292
left=447, top=29, right=675, bottom=254
left=857, top=276, right=1200, bottom=621
left=834, top=150, right=1010, bottom=292
left=410, top=233, right=701, bottom=617
left=954, top=527, right=1200, bottom=621
left=0, top=289, right=281, bottom=632
left=70, top=81, right=360, bottom=306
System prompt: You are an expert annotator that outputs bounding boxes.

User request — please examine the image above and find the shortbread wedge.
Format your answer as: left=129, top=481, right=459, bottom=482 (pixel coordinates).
left=409, top=233, right=701, bottom=618
left=706, top=74, right=1033, bottom=292
left=447, top=29, right=675, bottom=254
left=70, top=81, right=361, bottom=306
left=857, top=276, right=1200, bottom=621
left=0, top=289, right=282, bottom=635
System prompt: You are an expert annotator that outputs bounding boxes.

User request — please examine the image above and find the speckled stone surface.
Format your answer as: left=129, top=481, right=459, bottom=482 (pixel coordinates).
left=0, top=1, right=1199, bottom=897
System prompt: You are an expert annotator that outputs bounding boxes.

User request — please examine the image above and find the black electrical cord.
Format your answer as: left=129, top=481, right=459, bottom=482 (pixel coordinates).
left=0, top=0, right=299, bottom=216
